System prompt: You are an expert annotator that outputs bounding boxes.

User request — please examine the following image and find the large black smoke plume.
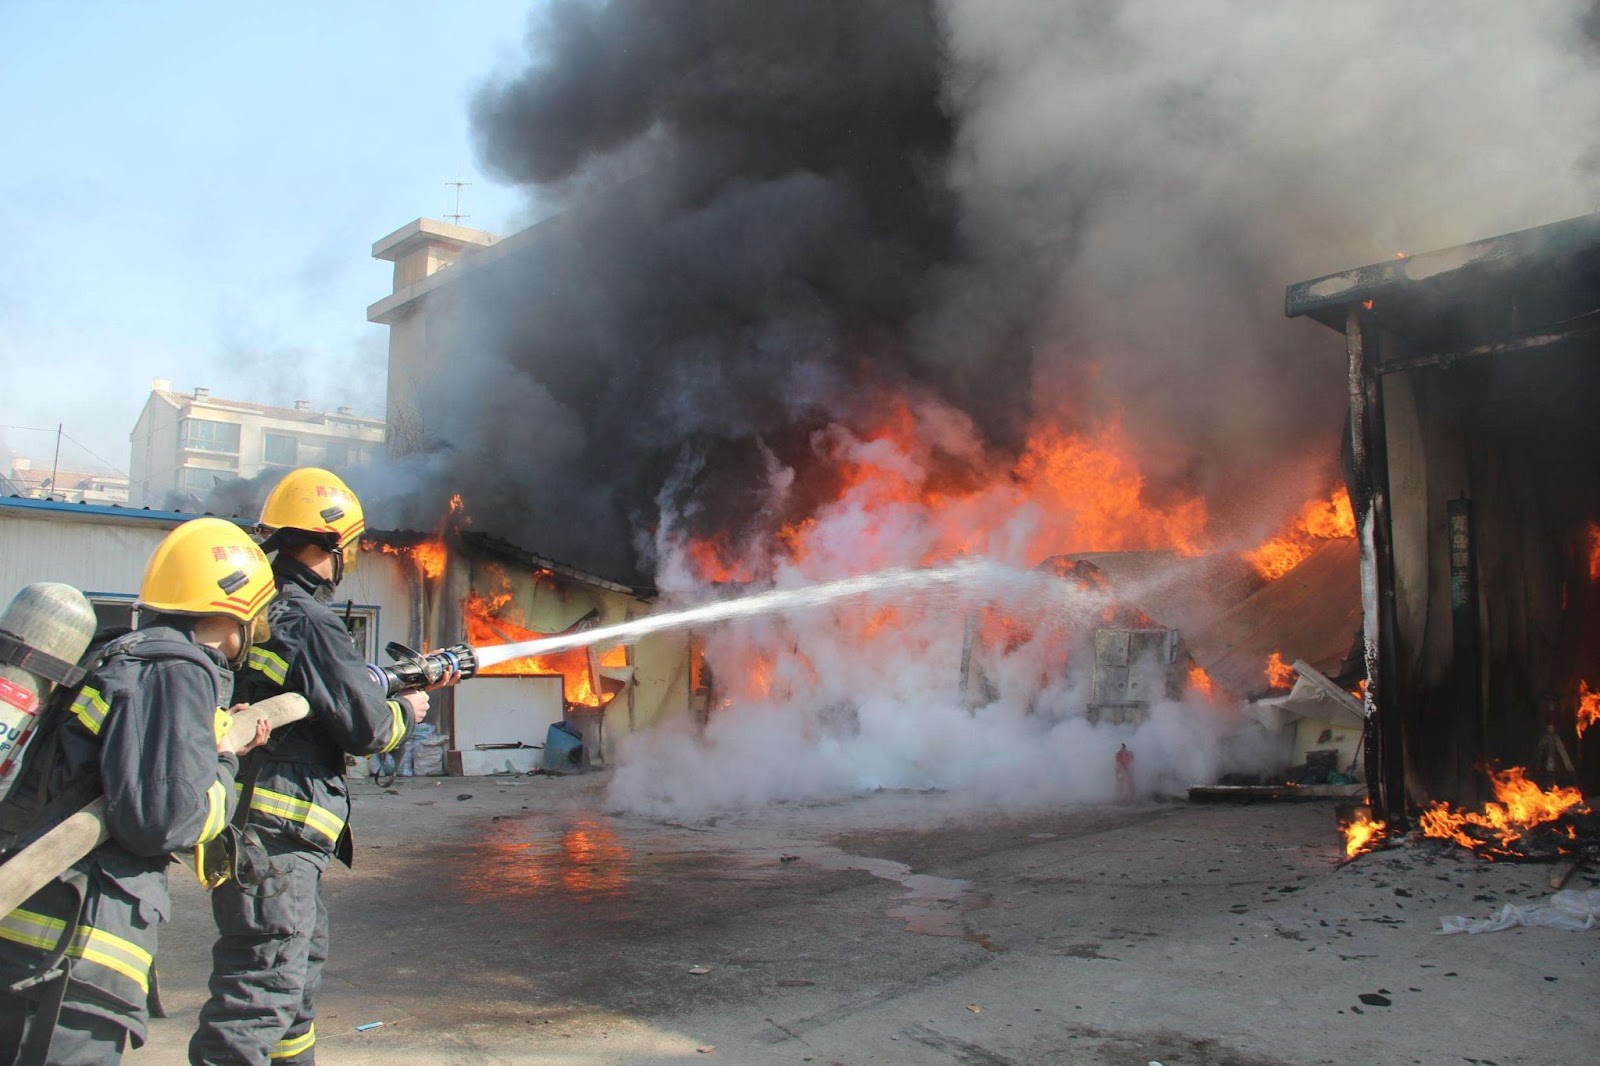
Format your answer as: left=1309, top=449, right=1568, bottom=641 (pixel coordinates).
left=385, top=0, right=1600, bottom=582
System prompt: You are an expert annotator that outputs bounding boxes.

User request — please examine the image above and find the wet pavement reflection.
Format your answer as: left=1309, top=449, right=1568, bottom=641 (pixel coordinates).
left=448, top=803, right=992, bottom=951
left=456, top=817, right=631, bottom=906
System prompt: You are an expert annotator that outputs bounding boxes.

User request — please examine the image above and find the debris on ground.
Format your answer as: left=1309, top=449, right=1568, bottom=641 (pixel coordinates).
left=1439, top=888, right=1600, bottom=934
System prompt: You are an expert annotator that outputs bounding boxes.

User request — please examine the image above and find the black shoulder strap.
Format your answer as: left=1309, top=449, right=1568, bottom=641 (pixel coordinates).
left=116, top=631, right=227, bottom=707
left=0, top=629, right=148, bottom=846
left=0, top=628, right=86, bottom=689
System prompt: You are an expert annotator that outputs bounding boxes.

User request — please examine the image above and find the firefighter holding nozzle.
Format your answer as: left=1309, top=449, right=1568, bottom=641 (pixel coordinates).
left=190, top=469, right=458, bottom=1066
left=0, top=518, right=277, bottom=1064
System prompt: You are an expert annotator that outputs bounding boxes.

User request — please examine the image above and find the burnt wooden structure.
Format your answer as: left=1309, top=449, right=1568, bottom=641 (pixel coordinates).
left=1287, top=214, right=1600, bottom=826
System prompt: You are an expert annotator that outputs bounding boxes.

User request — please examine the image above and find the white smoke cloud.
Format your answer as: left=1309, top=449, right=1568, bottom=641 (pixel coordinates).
left=609, top=416, right=1287, bottom=819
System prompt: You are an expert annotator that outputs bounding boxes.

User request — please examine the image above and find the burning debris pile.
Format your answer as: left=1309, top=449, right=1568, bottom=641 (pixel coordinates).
left=1418, top=769, right=1595, bottom=862
left=1340, top=769, right=1598, bottom=864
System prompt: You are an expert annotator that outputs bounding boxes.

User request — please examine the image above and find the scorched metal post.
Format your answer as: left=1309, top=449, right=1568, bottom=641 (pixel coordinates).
left=1347, top=304, right=1407, bottom=828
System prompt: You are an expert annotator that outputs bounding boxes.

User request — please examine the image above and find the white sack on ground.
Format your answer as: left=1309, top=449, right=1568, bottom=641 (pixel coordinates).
left=1437, top=889, right=1600, bottom=935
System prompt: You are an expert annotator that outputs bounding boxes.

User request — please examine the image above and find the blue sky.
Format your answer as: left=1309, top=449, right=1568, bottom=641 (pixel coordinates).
left=0, top=1, right=542, bottom=474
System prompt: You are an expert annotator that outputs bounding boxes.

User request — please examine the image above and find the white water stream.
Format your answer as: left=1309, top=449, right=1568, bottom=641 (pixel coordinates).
left=474, top=558, right=1033, bottom=666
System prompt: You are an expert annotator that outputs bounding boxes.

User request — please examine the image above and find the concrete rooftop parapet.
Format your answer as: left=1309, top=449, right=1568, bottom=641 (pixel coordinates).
left=371, top=217, right=498, bottom=262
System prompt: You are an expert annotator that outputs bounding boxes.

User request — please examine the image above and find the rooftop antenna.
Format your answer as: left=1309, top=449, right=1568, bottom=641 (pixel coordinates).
left=445, top=180, right=472, bottom=226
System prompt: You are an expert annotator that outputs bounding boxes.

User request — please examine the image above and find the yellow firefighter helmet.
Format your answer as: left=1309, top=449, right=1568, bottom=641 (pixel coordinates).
left=258, top=467, right=366, bottom=552
left=139, top=517, right=275, bottom=624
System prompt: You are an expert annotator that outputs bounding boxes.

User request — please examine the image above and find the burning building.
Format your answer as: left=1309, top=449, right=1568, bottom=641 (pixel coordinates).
left=355, top=515, right=687, bottom=774
left=0, top=492, right=691, bottom=776
left=354, top=2, right=1600, bottom=815
left=1287, top=213, right=1600, bottom=842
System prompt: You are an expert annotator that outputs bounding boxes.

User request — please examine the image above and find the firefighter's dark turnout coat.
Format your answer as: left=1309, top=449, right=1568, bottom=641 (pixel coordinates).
left=190, top=557, right=409, bottom=1066
left=0, top=625, right=239, bottom=1051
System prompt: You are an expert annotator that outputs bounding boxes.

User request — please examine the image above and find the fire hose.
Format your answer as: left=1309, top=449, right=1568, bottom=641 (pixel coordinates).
left=0, top=693, right=309, bottom=918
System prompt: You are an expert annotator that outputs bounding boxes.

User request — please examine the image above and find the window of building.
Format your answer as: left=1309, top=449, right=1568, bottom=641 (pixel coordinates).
left=323, top=441, right=350, bottom=468
left=179, top=418, right=241, bottom=454
left=176, top=466, right=232, bottom=495
left=263, top=432, right=298, bottom=466
left=334, top=604, right=379, bottom=661
left=85, top=594, right=137, bottom=633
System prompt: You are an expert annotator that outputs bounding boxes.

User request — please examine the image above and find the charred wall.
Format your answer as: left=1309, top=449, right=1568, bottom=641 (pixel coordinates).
left=1386, top=340, right=1600, bottom=806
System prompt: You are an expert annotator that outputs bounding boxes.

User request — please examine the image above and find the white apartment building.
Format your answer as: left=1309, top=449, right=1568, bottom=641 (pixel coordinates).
left=129, top=381, right=385, bottom=506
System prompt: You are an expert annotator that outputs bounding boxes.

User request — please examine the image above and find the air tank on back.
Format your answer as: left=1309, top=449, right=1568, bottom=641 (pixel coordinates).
left=0, top=583, right=98, bottom=796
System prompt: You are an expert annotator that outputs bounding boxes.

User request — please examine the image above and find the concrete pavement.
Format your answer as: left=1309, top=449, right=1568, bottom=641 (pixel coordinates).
left=128, top=773, right=1597, bottom=1065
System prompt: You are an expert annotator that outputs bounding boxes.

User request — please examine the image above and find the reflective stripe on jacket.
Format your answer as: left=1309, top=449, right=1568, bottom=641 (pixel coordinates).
left=0, top=907, right=153, bottom=997
left=233, top=559, right=410, bottom=860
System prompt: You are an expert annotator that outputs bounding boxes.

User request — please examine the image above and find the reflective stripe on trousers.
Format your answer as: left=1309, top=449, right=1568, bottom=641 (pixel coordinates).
left=189, top=848, right=327, bottom=1066
left=269, top=1021, right=315, bottom=1061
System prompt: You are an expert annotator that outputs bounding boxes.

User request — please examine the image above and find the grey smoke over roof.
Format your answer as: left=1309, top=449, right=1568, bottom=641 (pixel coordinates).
left=382, top=0, right=1600, bottom=583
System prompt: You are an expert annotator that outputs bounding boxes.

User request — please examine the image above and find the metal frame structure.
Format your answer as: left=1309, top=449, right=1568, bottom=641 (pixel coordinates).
left=1285, top=212, right=1600, bottom=825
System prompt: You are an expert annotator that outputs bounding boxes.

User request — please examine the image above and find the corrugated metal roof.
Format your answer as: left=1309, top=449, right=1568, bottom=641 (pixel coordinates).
left=0, top=497, right=642, bottom=588
left=0, top=494, right=249, bottom=527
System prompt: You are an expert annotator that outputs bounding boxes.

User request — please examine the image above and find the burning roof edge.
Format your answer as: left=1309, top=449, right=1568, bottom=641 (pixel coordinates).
left=1285, top=211, right=1600, bottom=331
left=362, top=527, right=650, bottom=600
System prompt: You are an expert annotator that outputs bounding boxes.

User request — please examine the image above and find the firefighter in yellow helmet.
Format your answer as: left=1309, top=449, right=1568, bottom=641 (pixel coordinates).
left=191, top=469, right=454, bottom=1066
left=0, top=518, right=275, bottom=1064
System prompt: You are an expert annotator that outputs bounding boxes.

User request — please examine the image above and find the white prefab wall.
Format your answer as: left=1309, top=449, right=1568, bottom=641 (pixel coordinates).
left=452, top=675, right=565, bottom=750
left=0, top=510, right=416, bottom=656
left=0, top=512, right=176, bottom=604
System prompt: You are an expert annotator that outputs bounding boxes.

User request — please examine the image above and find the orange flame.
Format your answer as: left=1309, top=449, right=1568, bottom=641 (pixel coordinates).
left=460, top=572, right=614, bottom=707
left=1265, top=651, right=1294, bottom=691
left=1578, top=680, right=1600, bottom=739
left=366, top=538, right=448, bottom=580
left=1589, top=522, right=1600, bottom=582
left=1243, top=488, right=1356, bottom=580
left=684, top=534, right=756, bottom=584
left=412, top=540, right=448, bottom=580
left=1012, top=418, right=1209, bottom=559
left=747, top=652, right=776, bottom=700
left=1418, top=766, right=1589, bottom=857
left=1342, top=808, right=1387, bottom=858
left=1186, top=664, right=1215, bottom=698
left=360, top=494, right=467, bottom=580
left=977, top=609, right=1034, bottom=655
left=678, top=403, right=1211, bottom=583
